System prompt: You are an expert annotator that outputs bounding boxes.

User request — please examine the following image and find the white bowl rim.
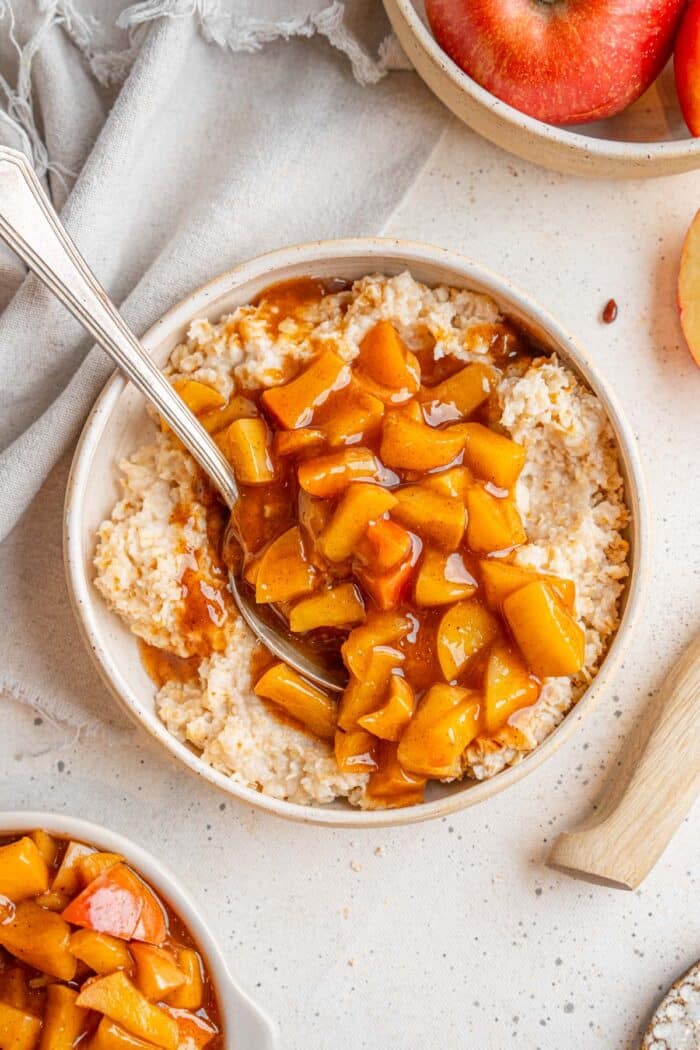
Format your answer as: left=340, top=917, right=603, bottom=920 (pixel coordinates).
left=0, top=810, right=278, bottom=1049
left=384, top=0, right=700, bottom=167
left=64, top=236, right=650, bottom=828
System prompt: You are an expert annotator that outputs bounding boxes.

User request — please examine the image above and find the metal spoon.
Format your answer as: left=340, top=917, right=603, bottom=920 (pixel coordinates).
left=0, top=146, right=345, bottom=692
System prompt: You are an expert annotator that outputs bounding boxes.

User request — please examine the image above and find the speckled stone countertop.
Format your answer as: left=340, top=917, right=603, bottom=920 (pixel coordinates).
left=2, top=119, right=699, bottom=1049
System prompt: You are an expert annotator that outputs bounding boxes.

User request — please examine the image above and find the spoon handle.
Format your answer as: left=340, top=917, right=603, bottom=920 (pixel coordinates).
left=0, top=147, right=238, bottom=510
left=548, top=632, right=700, bottom=889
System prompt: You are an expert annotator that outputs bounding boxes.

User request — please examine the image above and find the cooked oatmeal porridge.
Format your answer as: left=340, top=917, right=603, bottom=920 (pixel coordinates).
left=94, top=272, right=629, bottom=808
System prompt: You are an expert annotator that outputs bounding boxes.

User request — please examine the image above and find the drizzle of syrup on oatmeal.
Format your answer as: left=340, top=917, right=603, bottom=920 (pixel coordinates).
left=139, top=639, right=200, bottom=688
left=251, top=276, right=350, bottom=337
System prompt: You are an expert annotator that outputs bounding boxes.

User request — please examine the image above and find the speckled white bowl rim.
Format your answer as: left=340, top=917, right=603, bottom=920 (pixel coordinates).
left=64, top=237, right=650, bottom=828
left=0, top=811, right=278, bottom=1049
left=383, top=0, right=700, bottom=178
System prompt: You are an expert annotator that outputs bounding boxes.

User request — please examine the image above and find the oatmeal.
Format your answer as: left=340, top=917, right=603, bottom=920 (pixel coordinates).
left=94, top=272, right=629, bottom=808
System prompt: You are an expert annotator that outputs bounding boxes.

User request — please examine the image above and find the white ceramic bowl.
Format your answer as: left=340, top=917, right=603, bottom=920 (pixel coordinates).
left=65, top=237, right=649, bottom=827
left=383, top=0, right=700, bottom=178
left=0, top=811, right=277, bottom=1049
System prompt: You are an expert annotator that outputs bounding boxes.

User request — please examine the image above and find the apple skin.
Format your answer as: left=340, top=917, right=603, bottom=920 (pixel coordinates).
left=674, top=0, right=700, bottom=135
left=678, top=209, right=700, bottom=367
left=426, top=0, right=687, bottom=126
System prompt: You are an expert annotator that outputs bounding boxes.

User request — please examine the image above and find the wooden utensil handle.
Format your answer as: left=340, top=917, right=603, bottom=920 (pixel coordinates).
left=548, top=633, right=700, bottom=890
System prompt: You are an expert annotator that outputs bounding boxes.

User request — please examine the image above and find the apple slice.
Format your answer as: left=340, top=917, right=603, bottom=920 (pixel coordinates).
left=675, top=0, right=700, bottom=136
left=62, top=864, right=167, bottom=945
left=678, top=209, right=700, bottom=366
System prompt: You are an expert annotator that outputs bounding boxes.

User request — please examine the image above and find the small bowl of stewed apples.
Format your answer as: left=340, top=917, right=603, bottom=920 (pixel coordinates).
left=0, top=812, right=276, bottom=1049
left=66, top=239, right=648, bottom=826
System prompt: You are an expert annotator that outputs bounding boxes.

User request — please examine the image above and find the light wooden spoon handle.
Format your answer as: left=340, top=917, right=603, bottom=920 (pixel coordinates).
left=548, top=633, right=700, bottom=890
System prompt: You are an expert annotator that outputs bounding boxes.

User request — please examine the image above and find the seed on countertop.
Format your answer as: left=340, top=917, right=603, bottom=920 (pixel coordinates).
left=602, top=299, right=618, bottom=324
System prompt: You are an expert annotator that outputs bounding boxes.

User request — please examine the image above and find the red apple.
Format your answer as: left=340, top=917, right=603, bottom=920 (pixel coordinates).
left=675, top=0, right=700, bottom=134
left=426, top=0, right=687, bottom=126
left=678, top=209, right=700, bottom=367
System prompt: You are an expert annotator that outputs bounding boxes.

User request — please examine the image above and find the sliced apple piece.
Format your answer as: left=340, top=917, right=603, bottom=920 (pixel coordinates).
left=254, top=662, right=337, bottom=739
left=62, top=864, right=167, bottom=946
left=334, top=729, right=379, bottom=773
left=397, top=684, right=481, bottom=778
left=78, top=851, right=124, bottom=888
left=30, top=829, right=59, bottom=867
left=76, top=972, right=178, bottom=1050
left=503, top=581, right=585, bottom=678
left=437, top=599, right=499, bottom=681
left=392, top=486, right=465, bottom=549
left=341, top=612, right=412, bottom=679
left=162, top=948, right=203, bottom=1011
left=0, top=836, right=50, bottom=901
left=255, top=526, right=317, bottom=604
left=319, top=483, right=398, bottom=563
left=479, top=559, right=575, bottom=610
left=419, top=362, right=493, bottom=421
left=173, top=379, right=226, bottom=415
left=39, top=984, right=89, bottom=1050
left=297, top=448, right=379, bottom=498
left=461, top=422, right=526, bottom=488
left=357, top=554, right=416, bottom=611
left=338, top=647, right=404, bottom=731
left=274, top=428, right=325, bottom=458
left=678, top=208, right=700, bottom=366
left=0, top=1000, right=42, bottom=1050
left=0, top=900, right=76, bottom=980
left=35, top=890, right=70, bottom=912
left=360, top=519, right=414, bottom=572
left=215, top=417, right=276, bottom=484
left=356, top=320, right=420, bottom=394
left=0, top=966, right=29, bottom=1009
left=51, top=842, right=95, bottom=897
left=366, top=741, right=426, bottom=808
left=422, top=465, right=473, bottom=501
left=484, top=642, right=540, bottom=734
left=131, top=944, right=186, bottom=1002
left=316, top=383, right=384, bottom=447
left=88, top=1017, right=160, bottom=1050
left=69, top=929, right=132, bottom=975
left=261, top=349, right=350, bottom=428
left=675, top=6, right=700, bottom=138
left=380, top=409, right=465, bottom=471
left=289, top=583, right=365, bottom=632
left=465, top=486, right=526, bottom=553
left=162, top=1007, right=218, bottom=1049
left=358, top=674, right=415, bottom=741
left=414, top=549, right=477, bottom=607
left=199, top=394, right=257, bottom=435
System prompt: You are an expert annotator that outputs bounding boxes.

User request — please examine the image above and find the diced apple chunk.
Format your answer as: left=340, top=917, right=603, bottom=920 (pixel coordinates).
left=356, top=320, right=420, bottom=394
left=479, top=559, right=575, bottom=610
left=30, top=830, right=58, bottom=867
left=465, top=486, right=526, bottom=553
left=89, top=1017, right=159, bottom=1050
left=380, top=410, right=465, bottom=471
left=274, top=428, right=325, bottom=458
left=35, top=891, right=70, bottom=912
left=297, top=448, right=379, bottom=497
left=0, top=1000, right=42, bottom=1050
left=162, top=1007, right=218, bottom=1048
left=334, top=729, right=379, bottom=773
left=0, top=901, right=75, bottom=980
left=414, top=550, right=477, bottom=607
left=70, top=929, right=132, bottom=975
left=261, top=350, right=350, bottom=428
left=199, top=394, right=257, bottom=434
left=357, top=554, right=416, bottom=611
left=341, top=613, right=412, bottom=679
left=397, top=684, right=481, bottom=778
left=358, top=675, right=415, bottom=741
left=392, top=486, right=465, bottom=549
left=484, top=642, right=540, bottom=734
left=254, top=663, right=337, bottom=739
left=0, top=836, right=50, bottom=901
left=338, top=647, right=404, bottom=731
left=419, top=362, right=493, bottom=420
left=51, top=842, right=94, bottom=897
left=76, top=973, right=178, bottom=1050
left=0, top=966, right=29, bottom=1009
left=319, top=483, right=398, bottom=563
left=503, top=581, right=585, bottom=678
left=39, top=984, right=89, bottom=1050
left=131, top=944, right=186, bottom=1002
left=422, top=465, right=473, bottom=501
left=62, top=864, right=167, bottom=946
left=366, top=742, right=426, bottom=808
left=255, top=526, right=317, bottom=604
left=461, top=423, right=526, bottom=488
left=289, top=583, right=365, bottom=632
left=173, top=379, right=226, bottom=415
left=215, top=417, right=276, bottom=484
left=78, top=852, right=124, bottom=888
left=316, top=383, right=384, bottom=447
left=437, top=599, right=499, bottom=681
left=361, top=519, right=414, bottom=572
left=162, top=948, right=204, bottom=1011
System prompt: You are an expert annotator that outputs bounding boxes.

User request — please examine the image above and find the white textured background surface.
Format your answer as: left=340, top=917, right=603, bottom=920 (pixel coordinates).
left=2, top=116, right=700, bottom=1049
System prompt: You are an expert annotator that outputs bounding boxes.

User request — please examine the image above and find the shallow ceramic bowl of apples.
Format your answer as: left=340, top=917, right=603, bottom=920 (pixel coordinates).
left=383, top=0, right=700, bottom=177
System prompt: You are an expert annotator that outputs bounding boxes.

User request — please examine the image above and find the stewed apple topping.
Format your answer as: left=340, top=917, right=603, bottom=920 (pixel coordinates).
left=171, top=294, right=586, bottom=808
left=0, top=831, right=222, bottom=1048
